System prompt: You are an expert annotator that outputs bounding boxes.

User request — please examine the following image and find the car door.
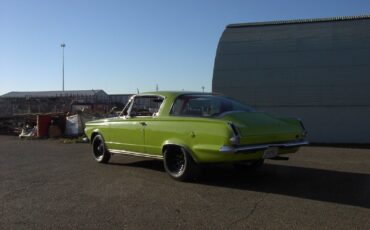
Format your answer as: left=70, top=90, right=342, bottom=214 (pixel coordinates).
left=108, top=95, right=164, bottom=154
left=139, top=96, right=164, bottom=156
left=107, top=97, right=145, bottom=153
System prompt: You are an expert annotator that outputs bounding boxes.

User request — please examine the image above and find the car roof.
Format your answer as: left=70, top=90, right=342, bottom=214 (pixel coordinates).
left=138, top=91, right=215, bottom=98
left=133, top=91, right=223, bottom=116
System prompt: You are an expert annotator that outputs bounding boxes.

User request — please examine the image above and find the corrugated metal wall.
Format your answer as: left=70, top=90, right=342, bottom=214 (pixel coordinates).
left=213, top=18, right=370, bottom=143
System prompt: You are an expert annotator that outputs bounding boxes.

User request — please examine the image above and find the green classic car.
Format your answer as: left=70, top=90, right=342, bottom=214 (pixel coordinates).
left=85, top=91, right=308, bottom=181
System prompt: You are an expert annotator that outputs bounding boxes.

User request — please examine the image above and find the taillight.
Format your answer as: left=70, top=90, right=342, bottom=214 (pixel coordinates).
left=298, top=119, right=308, bottom=138
left=228, top=122, right=240, bottom=145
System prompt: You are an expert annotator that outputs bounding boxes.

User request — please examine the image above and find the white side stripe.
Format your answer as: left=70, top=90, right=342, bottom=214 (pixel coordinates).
left=109, top=149, right=163, bottom=160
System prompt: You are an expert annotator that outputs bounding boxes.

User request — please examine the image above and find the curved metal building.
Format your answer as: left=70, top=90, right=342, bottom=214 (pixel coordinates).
left=213, top=15, right=370, bottom=143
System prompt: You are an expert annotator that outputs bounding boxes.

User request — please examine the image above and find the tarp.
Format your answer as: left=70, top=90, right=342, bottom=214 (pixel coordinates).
left=64, top=114, right=83, bottom=136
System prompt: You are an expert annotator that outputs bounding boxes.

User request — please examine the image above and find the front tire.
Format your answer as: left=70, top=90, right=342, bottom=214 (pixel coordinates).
left=163, top=147, right=198, bottom=181
left=92, top=134, right=111, bottom=163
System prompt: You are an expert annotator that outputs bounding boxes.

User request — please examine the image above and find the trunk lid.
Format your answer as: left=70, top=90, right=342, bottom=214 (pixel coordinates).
left=219, top=112, right=301, bottom=144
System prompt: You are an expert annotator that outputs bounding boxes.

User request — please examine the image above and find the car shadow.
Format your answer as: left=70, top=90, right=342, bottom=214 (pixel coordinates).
left=109, top=160, right=370, bottom=209
left=109, top=159, right=165, bottom=172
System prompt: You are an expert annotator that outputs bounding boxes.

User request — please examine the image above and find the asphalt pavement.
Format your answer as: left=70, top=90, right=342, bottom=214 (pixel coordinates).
left=1, top=135, right=370, bottom=229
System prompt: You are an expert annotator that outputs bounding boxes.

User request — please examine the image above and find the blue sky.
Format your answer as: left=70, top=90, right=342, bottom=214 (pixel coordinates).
left=1, top=0, right=369, bottom=95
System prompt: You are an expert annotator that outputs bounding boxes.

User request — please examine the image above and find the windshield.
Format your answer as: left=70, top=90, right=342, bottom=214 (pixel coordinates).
left=170, top=94, right=254, bottom=117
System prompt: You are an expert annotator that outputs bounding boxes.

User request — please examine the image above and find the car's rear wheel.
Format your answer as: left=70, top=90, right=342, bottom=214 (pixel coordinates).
left=92, top=134, right=111, bottom=163
left=163, top=146, right=198, bottom=181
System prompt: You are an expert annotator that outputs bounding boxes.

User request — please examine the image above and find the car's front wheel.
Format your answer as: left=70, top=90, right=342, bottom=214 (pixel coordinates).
left=92, top=134, right=111, bottom=163
left=163, top=146, right=198, bottom=181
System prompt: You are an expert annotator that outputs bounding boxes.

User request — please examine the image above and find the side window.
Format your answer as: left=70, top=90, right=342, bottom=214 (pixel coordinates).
left=170, top=95, right=236, bottom=117
left=184, top=98, right=221, bottom=117
left=130, top=96, right=163, bottom=117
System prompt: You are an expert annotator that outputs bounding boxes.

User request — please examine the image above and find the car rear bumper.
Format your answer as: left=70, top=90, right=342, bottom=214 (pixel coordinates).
left=219, top=140, right=309, bottom=153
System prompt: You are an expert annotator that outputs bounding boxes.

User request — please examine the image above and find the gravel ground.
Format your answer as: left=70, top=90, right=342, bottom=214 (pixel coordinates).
left=1, top=135, right=369, bottom=229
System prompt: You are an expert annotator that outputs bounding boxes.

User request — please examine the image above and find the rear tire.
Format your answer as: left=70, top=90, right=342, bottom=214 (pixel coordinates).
left=92, top=134, right=111, bottom=163
left=163, top=147, right=198, bottom=181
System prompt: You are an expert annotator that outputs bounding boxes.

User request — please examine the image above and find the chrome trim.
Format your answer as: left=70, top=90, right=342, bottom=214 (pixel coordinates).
left=119, top=96, right=134, bottom=117
left=109, top=149, right=163, bottom=160
left=219, top=140, right=309, bottom=153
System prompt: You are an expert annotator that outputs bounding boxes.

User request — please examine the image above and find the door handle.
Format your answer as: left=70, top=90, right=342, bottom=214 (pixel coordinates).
left=139, top=122, right=147, bottom=126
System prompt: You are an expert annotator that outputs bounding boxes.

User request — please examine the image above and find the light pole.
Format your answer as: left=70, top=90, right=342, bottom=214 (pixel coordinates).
left=61, top=43, right=66, bottom=91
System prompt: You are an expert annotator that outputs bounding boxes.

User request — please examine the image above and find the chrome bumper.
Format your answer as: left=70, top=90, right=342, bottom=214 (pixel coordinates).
left=219, top=140, right=309, bottom=153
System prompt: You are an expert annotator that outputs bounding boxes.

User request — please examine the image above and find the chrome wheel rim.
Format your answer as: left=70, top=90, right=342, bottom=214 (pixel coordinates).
left=167, top=150, right=185, bottom=175
left=93, top=138, right=104, bottom=160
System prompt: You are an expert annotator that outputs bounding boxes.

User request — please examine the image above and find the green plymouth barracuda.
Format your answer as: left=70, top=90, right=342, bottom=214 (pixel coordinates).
left=85, top=91, right=308, bottom=181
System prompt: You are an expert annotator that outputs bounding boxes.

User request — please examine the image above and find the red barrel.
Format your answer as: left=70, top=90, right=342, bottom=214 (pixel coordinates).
left=37, top=115, right=52, bottom=137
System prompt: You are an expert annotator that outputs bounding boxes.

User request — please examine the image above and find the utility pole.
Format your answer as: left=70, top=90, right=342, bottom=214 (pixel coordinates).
left=61, top=43, right=66, bottom=91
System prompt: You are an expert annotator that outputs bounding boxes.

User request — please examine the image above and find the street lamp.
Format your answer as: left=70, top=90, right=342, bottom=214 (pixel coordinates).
left=61, top=43, right=66, bottom=91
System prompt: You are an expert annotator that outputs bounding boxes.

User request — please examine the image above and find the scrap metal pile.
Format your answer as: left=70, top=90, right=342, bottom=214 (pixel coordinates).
left=0, top=91, right=127, bottom=138
left=0, top=110, right=113, bottom=138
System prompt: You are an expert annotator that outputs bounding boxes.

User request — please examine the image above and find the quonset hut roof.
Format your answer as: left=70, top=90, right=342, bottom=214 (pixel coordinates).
left=227, top=14, right=370, bottom=28
left=1, top=90, right=107, bottom=98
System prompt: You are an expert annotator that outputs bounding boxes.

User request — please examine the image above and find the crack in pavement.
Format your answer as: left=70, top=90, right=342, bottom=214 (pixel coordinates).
left=229, top=193, right=268, bottom=226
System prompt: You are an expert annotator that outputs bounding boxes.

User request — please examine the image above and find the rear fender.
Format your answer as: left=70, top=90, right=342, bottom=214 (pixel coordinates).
left=90, top=129, right=103, bottom=144
left=162, top=139, right=199, bottom=163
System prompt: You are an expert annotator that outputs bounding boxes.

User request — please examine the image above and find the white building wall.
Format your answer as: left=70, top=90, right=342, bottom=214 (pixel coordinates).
left=213, top=17, right=370, bottom=143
